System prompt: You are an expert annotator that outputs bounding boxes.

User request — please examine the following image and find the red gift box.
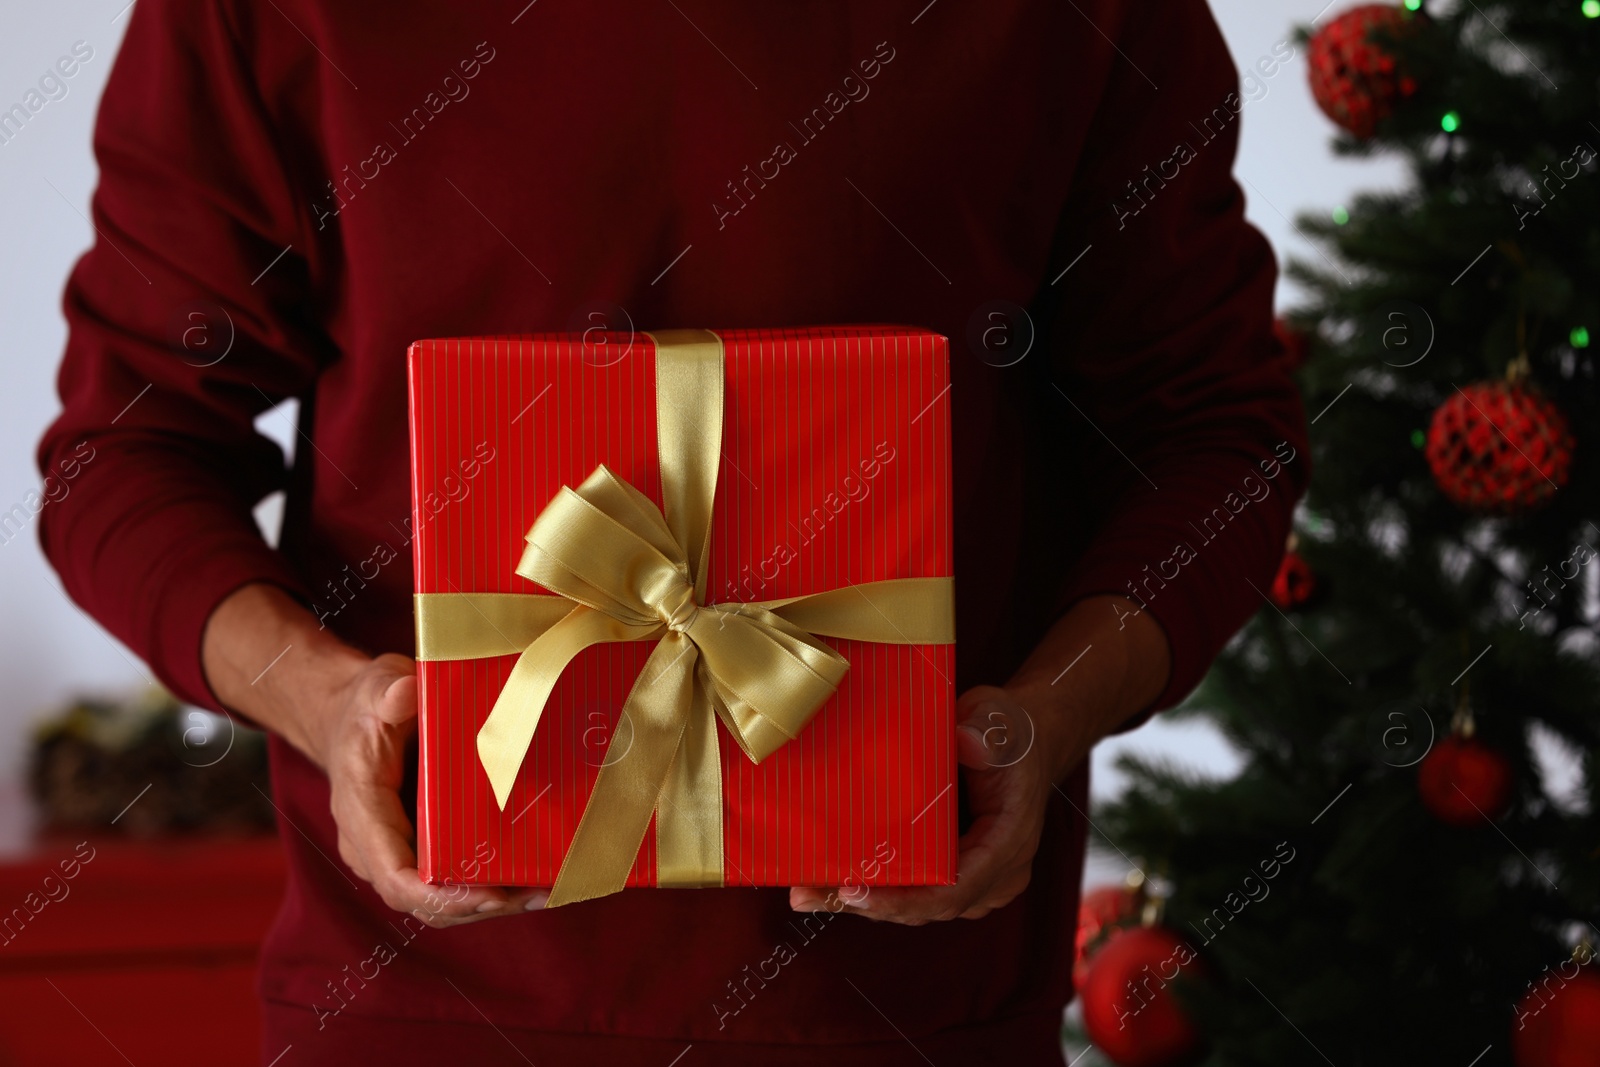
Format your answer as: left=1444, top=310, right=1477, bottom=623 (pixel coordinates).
left=408, top=326, right=955, bottom=897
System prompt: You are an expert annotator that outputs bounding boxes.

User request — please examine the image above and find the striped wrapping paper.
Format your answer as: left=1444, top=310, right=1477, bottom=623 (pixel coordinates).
left=408, top=326, right=955, bottom=889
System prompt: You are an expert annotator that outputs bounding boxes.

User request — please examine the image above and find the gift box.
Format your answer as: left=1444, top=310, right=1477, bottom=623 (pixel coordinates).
left=408, top=326, right=955, bottom=905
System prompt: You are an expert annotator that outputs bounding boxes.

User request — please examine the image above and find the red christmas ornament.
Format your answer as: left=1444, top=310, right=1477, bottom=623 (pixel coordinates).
left=1425, top=381, right=1573, bottom=512
left=1269, top=551, right=1318, bottom=610
left=1075, top=884, right=1144, bottom=988
left=1081, top=926, right=1205, bottom=1067
left=1513, top=966, right=1600, bottom=1067
left=1274, top=317, right=1311, bottom=369
left=1417, top=734, right=1513, bottom=825
left=1308, top=5, right=1420, bottom=138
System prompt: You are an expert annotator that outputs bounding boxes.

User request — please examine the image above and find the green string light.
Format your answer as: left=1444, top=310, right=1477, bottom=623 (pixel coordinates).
left=1573, top=326, right=1591, bottom=348
left=1441, top=111, right=1461, bottom=133
left=1584, top=0, right=1600, bottom=18
left=1404, top=0, right=1423, bottom=9
left=1332, top=206, right=1350, bottom=225
left=1410, top=429, right=1426, bottom=449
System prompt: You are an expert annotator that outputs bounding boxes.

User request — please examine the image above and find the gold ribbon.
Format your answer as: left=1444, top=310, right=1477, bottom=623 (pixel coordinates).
left=414, top=329, right=954, bottom=907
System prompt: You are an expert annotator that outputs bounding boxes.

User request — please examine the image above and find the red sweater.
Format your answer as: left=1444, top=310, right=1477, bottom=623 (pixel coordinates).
left=41, top=2, right=1306, bottom=1063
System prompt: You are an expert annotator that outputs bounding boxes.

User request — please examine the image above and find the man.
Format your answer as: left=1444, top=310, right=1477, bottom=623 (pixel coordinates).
left=41, top=1, right=1305, bottom=1063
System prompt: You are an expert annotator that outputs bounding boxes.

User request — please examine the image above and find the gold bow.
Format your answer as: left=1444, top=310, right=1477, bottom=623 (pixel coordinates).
left=414, top=330, right=954, bottom=907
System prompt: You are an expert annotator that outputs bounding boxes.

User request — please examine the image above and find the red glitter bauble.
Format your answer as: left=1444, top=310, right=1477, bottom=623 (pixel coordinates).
left=1269, top=551, right=1318, bottom=610
left=1081, top=926, right=1205, bottom=1067
left=1514, top=967, right=1600, bottom=1067
left=1424, top=381, right=1573, bottom=512
left=1308, top=5, right=1421, bottom=138
left=1074, top=884, right=1144, bottom=988
left=1417, top=735, right=1513, bottom=826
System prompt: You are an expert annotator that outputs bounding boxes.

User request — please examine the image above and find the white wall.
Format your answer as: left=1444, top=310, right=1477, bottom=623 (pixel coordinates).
left=0, top=3, right=1407, bottom=823
left=0, top=5, right=140, bottom=795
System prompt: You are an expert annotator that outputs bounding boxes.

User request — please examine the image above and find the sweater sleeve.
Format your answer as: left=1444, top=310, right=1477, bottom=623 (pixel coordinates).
left=1044, top=0, right=1310, bottom=713
left=37, top=0, right=326, bottom=712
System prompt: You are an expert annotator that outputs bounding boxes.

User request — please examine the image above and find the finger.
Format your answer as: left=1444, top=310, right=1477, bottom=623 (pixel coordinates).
left=793, top=883, right=971, bottom=926
left=342, top=776, right=555, bottom=924
left=407, top=877, right=552, bottom=927
left=792, top=851, right=992, bottom=923
left=373, top=665, right=419, bottom=727
left=955, top=720, right=991, bottom=769
left=788, top=783, right=1028, bottom=925
left=956, top=697, right=1027, bottom=771
left=814, top=856, right=1035, bottom=925
left=339, top=781, right=471, bottom=917
left=788, top=887, right=849, bottom=914
left=788, top=886, right=884, bottom=923
left=372, top=651, right=419, bottom=678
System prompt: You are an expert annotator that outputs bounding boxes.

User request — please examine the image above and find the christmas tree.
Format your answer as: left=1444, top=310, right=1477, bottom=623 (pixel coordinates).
left=1078, top=2, right=1600, bottom=1064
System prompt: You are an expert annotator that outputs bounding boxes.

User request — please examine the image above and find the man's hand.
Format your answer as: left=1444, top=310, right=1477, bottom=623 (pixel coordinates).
left=788, top=594, right=1170, bottom=925
left=317, top=652, right=549, bottom=925
left=203, top=583, right=546, bottom=927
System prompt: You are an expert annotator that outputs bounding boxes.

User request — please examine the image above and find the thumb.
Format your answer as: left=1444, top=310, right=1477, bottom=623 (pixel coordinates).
left=371, top=657, right=419, bottom=725
left=957, top=706, right=999, bottom=769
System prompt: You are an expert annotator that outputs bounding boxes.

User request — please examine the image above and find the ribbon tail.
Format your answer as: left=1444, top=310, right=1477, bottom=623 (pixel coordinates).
left=546, top=633, right=700, bottom=907
left=477, top=606, right=652, bottom=810
left=750, top=577, right=957, bottom=645
left=655, top=662, right=724, bottom=888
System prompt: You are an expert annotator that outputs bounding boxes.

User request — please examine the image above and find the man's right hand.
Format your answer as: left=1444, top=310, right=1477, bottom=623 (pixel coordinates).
left=202, top=583, right=547, bottom=927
